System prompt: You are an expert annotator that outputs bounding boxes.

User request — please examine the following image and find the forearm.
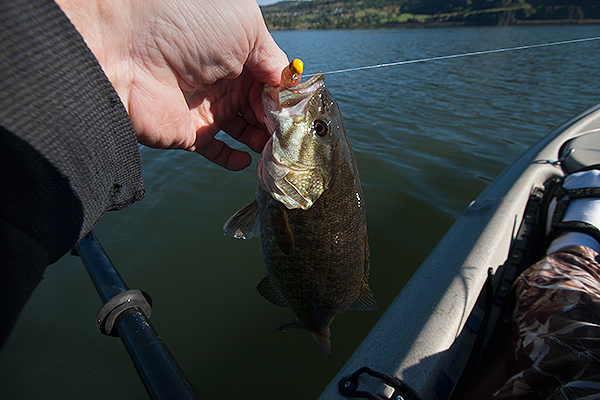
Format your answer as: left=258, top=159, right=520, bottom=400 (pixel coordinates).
left=54, top=0, right=134, bottom=111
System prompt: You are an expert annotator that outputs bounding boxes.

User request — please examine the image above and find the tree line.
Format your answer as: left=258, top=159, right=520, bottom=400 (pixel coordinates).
left=260, top=0, right=600, bottom=30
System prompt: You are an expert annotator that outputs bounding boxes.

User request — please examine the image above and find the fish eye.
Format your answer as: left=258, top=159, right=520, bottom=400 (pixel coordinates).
left=314, top=120, right=329, bottom=137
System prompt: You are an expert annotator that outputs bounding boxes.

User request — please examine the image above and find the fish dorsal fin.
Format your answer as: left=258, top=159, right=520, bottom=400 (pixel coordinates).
left=348, top=236, right=377, bottom=311
left=269, top=201, right=295, bottom=255
left=223, top=200, right=259, bottom=240
left=348, top=285, right=378, bottom=312
left=257, top=275, right=290, bottom=308
left=363, top=237, right=371, bottom=279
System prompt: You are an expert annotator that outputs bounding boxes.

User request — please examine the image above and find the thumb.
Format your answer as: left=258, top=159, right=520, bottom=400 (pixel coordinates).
left=246, top=24, right=289, bottom=87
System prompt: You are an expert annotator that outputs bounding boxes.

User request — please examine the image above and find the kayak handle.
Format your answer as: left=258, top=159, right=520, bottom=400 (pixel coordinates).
left=339, top=366, right=421, bottom=400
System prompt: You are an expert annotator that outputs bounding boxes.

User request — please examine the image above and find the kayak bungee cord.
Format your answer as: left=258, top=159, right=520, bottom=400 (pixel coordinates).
left=302, top=35, right=600, bottom=78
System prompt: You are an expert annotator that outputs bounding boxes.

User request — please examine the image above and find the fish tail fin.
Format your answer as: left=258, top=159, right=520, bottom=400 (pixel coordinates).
left=279, top=321, right=332, bottom=357
left=311, top=328, right=332, bottom=358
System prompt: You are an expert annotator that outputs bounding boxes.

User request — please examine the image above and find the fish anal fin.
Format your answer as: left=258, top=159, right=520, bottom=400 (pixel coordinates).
left=278, top=319, right=301, bottom=332
left=257, top=275, right=290, bottom=308
left=269, top=201, right=295, bottom=255
left=348, top=285, right=378, bottom=312
left=223, top=200, right=259, bottom=240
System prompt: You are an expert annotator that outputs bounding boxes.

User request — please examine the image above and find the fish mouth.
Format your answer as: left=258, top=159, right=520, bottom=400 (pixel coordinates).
left=263, top=73, right=325, bottom=136
left=279, top=72, right=325, bottom=109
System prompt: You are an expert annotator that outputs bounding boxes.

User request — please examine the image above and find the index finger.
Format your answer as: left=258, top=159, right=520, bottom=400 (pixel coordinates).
left=221, top=114, right=270, bottom=153
left=194, top=137, right=253, bottom=171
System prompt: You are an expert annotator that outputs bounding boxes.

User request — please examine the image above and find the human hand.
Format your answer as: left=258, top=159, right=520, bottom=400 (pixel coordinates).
left=55, top=0, right=289, bottom=171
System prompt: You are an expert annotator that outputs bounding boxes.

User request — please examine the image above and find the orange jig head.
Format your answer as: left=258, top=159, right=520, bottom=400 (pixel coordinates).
left=280, top=58, right=304, bottom=87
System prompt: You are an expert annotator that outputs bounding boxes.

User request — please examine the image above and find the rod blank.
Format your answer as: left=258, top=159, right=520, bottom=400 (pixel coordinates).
left=74, top=231, right=200, bottom=400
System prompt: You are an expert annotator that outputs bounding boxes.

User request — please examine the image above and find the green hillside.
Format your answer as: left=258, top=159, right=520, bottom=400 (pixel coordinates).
left=261, top=0, right=600, bottom=30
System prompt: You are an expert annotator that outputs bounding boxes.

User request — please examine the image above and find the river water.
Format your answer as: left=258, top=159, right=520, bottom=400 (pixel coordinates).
left=1, top=25, right=600, bottom=400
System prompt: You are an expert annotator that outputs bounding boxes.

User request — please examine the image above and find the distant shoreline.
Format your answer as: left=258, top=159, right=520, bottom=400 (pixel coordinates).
left=266, top=19, right=600, bottom=31
left=513, top=19, right=600, bottom=25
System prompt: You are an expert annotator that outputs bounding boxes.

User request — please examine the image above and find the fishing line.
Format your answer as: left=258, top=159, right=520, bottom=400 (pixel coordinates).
left=314, top=36, right=600, bottom=76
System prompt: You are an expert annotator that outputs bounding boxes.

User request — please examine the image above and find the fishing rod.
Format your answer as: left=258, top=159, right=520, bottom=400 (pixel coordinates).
left=73, top=231, right=200, bottom=400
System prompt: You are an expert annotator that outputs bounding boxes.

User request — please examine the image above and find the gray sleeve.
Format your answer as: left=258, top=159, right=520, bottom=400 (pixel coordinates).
left=0, top=0, right=145, bottom=263
left=0, top=0, right=147, bottom=346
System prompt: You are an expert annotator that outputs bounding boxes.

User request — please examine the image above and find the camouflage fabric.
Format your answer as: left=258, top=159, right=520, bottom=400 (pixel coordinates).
left=494, top=245, right=600, bottom=399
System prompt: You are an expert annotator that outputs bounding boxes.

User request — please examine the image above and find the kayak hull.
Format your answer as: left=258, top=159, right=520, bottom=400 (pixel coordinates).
left=318, top=102, right=600, bottom=400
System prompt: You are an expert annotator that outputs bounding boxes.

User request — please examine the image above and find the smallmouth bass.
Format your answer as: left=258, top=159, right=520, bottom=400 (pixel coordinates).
left=224, top=73, right=377, bottom=357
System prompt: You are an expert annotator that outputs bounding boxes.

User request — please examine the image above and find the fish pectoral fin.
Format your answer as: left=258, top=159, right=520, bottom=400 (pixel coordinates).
left=257, top=275, right=290, bottom=308
left=269, top=201, right=295, bottom=255
left=223, top=200, right=259, bottom=240
left=347, top=285, right=378, bottom=312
